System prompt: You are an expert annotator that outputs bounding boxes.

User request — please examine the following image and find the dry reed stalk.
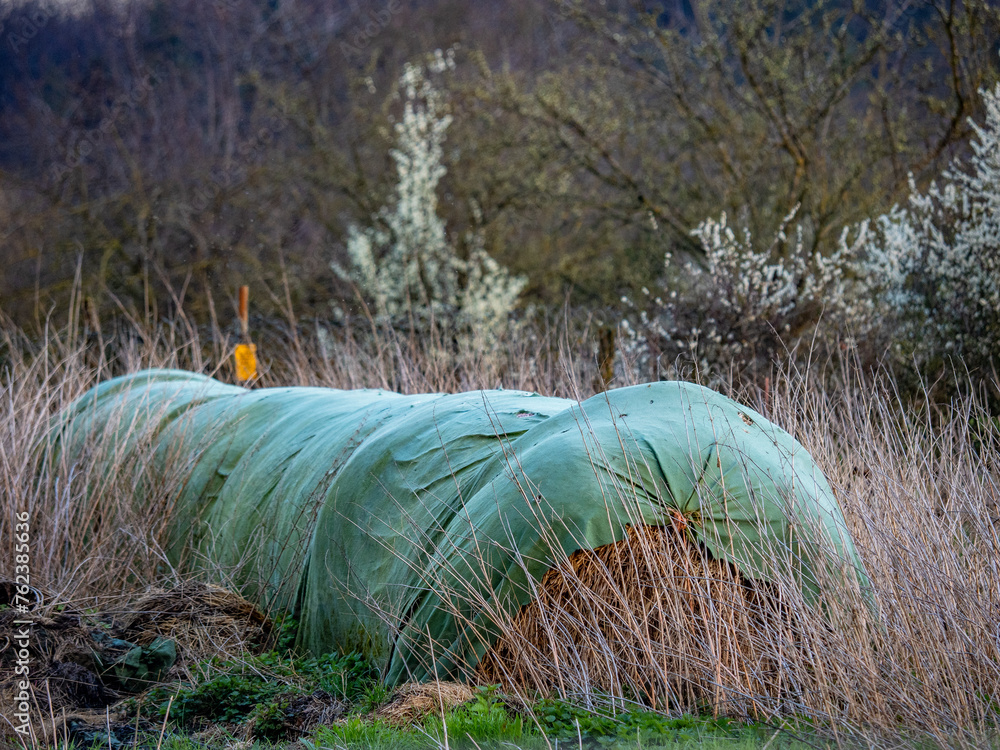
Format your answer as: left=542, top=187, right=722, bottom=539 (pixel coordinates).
left=477, top=523, right=782, bottom=717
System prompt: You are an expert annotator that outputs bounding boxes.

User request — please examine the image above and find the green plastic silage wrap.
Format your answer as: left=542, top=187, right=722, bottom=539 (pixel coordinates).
left=56, top=369, right=869, bottom=684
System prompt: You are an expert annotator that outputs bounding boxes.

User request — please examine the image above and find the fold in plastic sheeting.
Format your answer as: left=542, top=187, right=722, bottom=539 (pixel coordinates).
left=56, top=369, right=870, bottom=684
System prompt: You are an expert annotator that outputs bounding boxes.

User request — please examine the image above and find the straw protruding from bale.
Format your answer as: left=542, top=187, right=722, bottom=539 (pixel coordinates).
left=376, top=681, right=476, bottom=725
left=477, top=523, right=784, bottom=716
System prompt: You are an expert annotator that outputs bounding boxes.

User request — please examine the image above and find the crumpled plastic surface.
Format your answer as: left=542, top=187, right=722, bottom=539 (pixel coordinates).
left=56, top=370, right=869, bottom=684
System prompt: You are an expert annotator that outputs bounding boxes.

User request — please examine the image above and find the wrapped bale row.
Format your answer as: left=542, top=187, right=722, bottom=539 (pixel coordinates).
left=57, top=369, right=869, bottom=695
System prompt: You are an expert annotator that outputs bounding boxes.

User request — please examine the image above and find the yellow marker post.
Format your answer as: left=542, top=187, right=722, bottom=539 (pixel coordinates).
left=234, top=285, right=257, bottom=383
left=234, top=342, right=257, bottom=381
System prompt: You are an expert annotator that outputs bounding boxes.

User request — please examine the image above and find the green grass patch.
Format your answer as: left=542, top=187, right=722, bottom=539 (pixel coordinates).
left=122, top=649, right=824, bottom=749
left=135, top=650, right=377, bottom=728
left=532, top=697, right=768, bottom=749
left=423, top=685, right=527, bottom=745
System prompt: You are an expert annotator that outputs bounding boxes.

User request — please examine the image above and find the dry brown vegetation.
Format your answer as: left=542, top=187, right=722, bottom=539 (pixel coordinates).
left=376, top=682, right=476, bottom=727
left=476, top=523, right=786, bottom=717
left=1, top=316, right=999, bottom=747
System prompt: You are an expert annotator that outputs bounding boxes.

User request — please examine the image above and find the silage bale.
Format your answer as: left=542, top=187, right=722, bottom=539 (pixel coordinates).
left=55, top=370, right=871, bottom=697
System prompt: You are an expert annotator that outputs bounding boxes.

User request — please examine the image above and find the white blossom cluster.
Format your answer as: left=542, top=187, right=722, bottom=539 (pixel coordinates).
left=853, top=83, right=1000, bottom=371
left=689, top=207, right=863, bottom=325
left=335, top=53, right=525, bottom=348
left=619, top=206, right=865, bottom=382
left=621, top=82, right=1000, bottom=383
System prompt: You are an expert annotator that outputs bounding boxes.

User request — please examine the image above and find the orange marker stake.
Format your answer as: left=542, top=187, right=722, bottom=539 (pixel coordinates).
left=238, top=285, right=249, bottom=337
left=234, top=285, right=258, bottom=382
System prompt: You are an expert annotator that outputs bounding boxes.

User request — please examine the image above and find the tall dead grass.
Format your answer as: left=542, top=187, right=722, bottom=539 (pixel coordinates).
left=475, top=523, right=786, bottom=719
left=0, top=310, right=600, bottom=605
left=462, top=362, right=1000, bottom=747
left=2, top=312, right=999, bottom=746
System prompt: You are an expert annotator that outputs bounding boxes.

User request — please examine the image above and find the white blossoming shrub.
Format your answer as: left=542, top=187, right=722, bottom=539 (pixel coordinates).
left=335, top=53, right=526, bottom=349
left=853, top=83, right=1000, bottom=380
left=624, top=83, right=1000, bottom=387
left=621, top=207, right=864, bottom=383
